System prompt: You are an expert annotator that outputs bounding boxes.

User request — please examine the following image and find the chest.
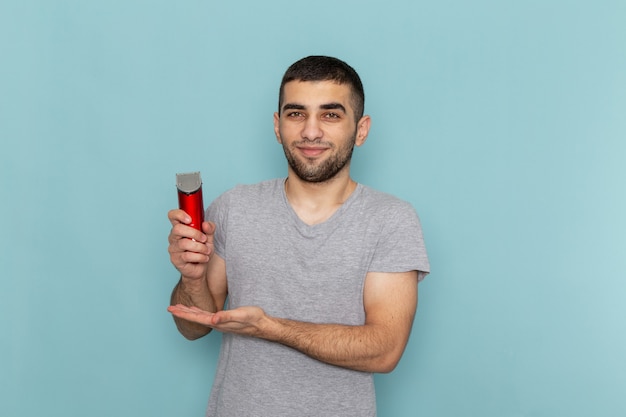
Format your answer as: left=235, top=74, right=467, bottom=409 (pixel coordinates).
left=222, top=206, right=379, bottom=324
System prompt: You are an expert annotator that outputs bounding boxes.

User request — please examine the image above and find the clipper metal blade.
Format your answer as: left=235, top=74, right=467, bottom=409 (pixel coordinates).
left=176, top=172, right=204, bottom=231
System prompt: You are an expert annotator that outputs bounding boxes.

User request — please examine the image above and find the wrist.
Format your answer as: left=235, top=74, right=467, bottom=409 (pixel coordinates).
left=179, top=274, right=208, bottom=294
left=260, top=316, right=300, bottom=346
left=171, top=275, right=207, bottom=306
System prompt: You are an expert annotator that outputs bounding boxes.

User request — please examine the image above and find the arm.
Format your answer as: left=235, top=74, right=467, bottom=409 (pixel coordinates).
left=167, top=209, right=228, bottom=340
left=270, top=270, right=418, bottom=373
left=169, top=270, right=418, bottom=372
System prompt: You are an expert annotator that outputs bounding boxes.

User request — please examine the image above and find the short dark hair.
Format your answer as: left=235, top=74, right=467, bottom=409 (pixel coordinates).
left=278, top=56, right=365, bottom=121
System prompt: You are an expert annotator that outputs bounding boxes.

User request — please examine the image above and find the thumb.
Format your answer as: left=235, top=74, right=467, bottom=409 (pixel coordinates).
left=203, top=220, right=216, bottom=236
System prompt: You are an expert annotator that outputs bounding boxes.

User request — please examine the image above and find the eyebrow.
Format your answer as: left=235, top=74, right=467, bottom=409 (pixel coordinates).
left=320, top=102, right=347, bottom=113
left=282, top=103, right=306, bottom=112
left=281, top=102, right=347, bottom=114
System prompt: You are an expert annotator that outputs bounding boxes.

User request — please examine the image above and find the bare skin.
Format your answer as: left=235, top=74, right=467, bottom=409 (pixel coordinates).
left=168, top=80, right=419, bottom=373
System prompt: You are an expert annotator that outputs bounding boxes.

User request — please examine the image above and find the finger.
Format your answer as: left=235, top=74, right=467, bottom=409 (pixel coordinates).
left=168, top=245, right=209, bottom=274
left=169, top=304, right=213, bottom=315
left=178, top=250, right=210, bottom=265
left=168, top=304, right=197, bottom=313
left=168, top=305, right=216, bottom=325
left=172, top=231, right=210, bottom=252
left=211, top=309, right=244, bottom=325
left=203, top=220, right=216, bottom=236
left=168, top=209, right=192, bottom=226
left=170, top=223, right=208, bottom=244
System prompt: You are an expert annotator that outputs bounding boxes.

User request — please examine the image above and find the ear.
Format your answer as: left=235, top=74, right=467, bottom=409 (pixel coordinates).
left=355, top=115, right=371, bottom=147
left=273, top=112, right=282, bottom=144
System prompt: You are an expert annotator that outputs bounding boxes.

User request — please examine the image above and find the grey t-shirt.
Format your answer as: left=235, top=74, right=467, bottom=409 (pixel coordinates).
left=205, top=178, right=429, bottom=417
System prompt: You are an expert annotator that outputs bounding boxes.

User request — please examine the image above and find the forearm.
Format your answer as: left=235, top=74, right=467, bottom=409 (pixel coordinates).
left=166, top=271, right=417, bottom=367
left=261, top=317, right=405, bottom=373
left=170, top=277, right=217, bottom=340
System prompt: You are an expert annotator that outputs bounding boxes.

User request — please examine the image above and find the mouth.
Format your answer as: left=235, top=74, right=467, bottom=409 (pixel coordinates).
left=298, top=146, right=327, bottom=158
left=296, top=145, right=329, bottom=158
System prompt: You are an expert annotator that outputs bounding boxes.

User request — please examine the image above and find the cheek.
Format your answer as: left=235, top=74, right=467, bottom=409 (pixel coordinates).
left=277, top=123, right=300, bottom=142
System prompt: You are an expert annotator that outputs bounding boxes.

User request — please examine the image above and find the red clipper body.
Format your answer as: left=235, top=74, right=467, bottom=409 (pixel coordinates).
left=176, top=172, right=204, bottom=231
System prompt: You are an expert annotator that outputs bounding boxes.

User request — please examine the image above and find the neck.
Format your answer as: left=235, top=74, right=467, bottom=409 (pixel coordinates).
left=284, top=171, right=357, bottom=225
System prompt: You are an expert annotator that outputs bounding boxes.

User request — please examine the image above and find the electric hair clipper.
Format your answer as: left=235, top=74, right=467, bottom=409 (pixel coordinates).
left=176, top=171, right=204, bottom=231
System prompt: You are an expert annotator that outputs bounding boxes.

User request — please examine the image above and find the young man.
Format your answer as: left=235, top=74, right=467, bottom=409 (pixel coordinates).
left=167, top=56, right=430, bottom=416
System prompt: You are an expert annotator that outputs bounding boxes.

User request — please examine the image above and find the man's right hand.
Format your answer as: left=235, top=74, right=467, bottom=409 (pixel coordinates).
left=167, top=209, right=216, bottom=281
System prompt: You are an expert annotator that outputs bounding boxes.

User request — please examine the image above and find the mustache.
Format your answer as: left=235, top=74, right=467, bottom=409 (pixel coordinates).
left=292, top=139, right=333, bottom=147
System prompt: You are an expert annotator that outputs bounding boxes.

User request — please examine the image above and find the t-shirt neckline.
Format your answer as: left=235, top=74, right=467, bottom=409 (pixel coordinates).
left=279, top=178, right=363, bottom=236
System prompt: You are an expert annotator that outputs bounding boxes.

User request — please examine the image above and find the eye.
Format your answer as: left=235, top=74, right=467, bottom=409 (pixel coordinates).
left=286, top=111, right=305, bottom=118
left=322, top=112, right=342, bottom=120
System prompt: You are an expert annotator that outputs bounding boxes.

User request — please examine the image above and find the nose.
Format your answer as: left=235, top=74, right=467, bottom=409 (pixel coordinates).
left=301, top=116, right=323, bottom=141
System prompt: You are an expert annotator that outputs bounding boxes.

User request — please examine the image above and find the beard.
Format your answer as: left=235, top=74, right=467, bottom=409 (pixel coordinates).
left=281, top=133, right=356, bottom=183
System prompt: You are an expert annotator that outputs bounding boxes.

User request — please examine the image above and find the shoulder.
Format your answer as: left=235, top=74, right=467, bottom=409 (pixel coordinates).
left=231, top=178, right=283, bottom=196
left=357, top=185, right=430, bottom=277
left=216, top=178, right=284, bottom=203
left=212, top=179, right=284, bottom=210
left=354, top=184, right=424, bottom=237
left=357, top=184, right=418, bottom=217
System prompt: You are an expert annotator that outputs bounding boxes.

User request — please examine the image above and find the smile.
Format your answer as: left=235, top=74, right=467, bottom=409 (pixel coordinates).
left=297, top=146, right=328, bottom=158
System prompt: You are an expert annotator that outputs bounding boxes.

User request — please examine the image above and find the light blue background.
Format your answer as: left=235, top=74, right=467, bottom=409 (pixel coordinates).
left=1, top=1, right=625, bottom=416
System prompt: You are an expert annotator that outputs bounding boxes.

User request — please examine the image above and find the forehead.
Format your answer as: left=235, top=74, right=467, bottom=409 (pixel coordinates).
left=282, top=80, right=353, bottom=108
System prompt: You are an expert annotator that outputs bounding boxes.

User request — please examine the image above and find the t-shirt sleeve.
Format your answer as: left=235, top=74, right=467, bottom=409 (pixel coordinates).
left=368, top=200, right=430, bottom=281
